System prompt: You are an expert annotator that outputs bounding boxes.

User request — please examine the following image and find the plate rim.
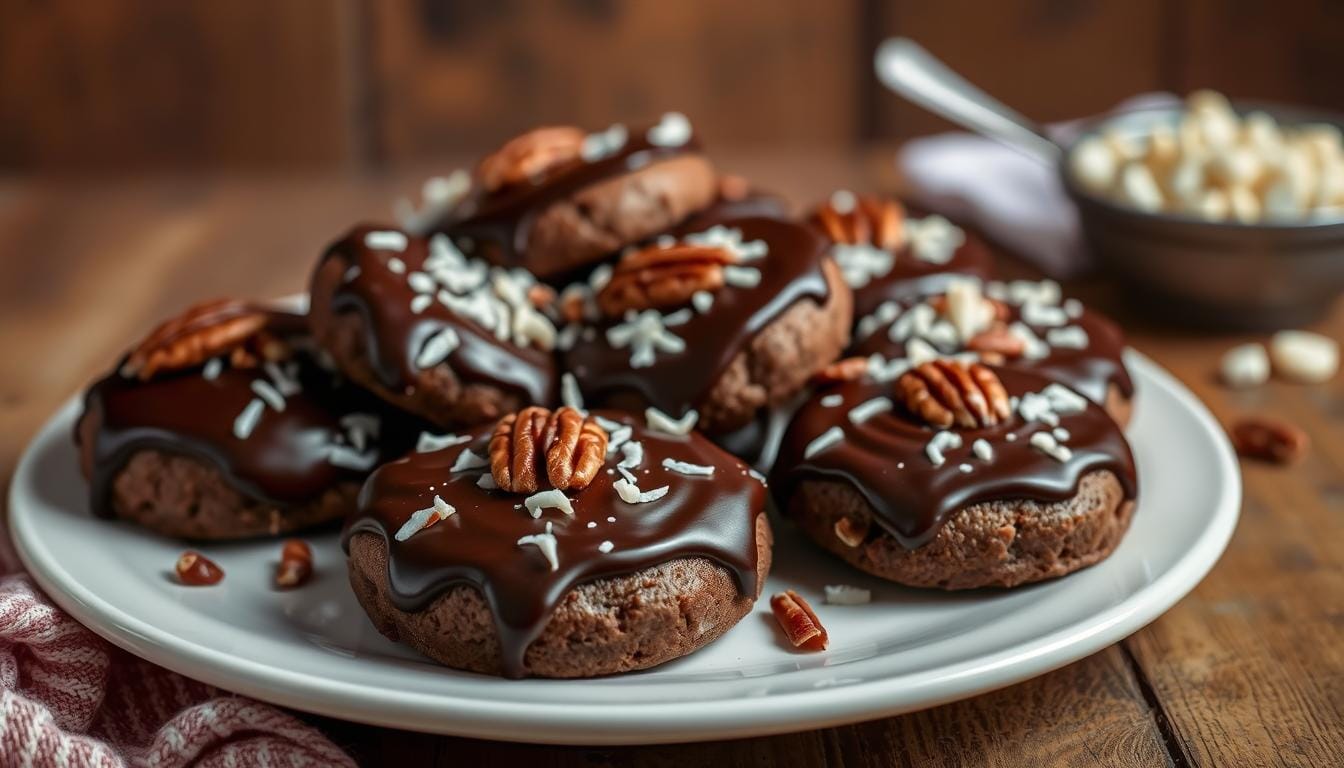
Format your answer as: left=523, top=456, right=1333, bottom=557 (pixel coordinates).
left=9, top=350, right=1240, bottom=745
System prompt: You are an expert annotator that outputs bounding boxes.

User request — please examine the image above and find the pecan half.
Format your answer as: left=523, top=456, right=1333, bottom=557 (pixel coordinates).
left=477, top=126, right=585, bottom=192
left=812, top=194, right=905, bottom=251
left=490, top=406, right=608, bottom=493
left=122, top=299, right=277, bottom=381
left=770, top=590, right=828, bottom=651
left=595, top=243, right=734, bottom=317
left=897, top=360, right=1011, bottom=429
left=175, top=551, right=224, bottom=586
left=1230, top=417, right=1308, bottom=464
left=275, top=539, right=313, bottom=589
left=813, top=356, right=869, bottom=386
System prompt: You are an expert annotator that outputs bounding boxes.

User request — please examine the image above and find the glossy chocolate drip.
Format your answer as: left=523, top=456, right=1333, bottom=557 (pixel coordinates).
left=343, top=410, right=765, bottom=678
left=852, top=294, right=1135, bottom=404
left=564, top=216, right=832, bottom=420
left=441, top=129, right=701, bottom=276
left=315, top=226, right=557, bottom=405
left=79, top=313, right=419, bottom=517
left=773, top=366, right=1137, bottom=549
left=681, top=190, right=791, bottom=231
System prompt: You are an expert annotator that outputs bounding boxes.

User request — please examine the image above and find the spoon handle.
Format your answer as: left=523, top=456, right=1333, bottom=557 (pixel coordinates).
left=874, top=37, right=1063, bottom=164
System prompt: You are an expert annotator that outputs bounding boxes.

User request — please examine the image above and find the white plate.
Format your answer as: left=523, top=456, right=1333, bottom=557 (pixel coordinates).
left=9, top=351, right=1238, bottom=745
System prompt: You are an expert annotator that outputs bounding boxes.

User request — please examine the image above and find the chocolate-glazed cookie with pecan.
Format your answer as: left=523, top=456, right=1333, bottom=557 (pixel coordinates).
left=560, top=215, right=853, bottom=437
left=808, top=191, right=994, bottom=318
left=77, top=299, right=420, bottom=540
left=773, top=359, right=1137, bottom=589
left=850, top=276, right=1134, bottom=426
left=344, top=406, right=772, bottom=678
left=436, top=115, right=719, bottom=281
left=308, top=225, right=559, bottom=429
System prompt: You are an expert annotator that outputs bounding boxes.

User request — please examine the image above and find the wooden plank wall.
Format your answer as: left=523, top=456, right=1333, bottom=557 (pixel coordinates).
left=2, top=0, right=1342, bottom=171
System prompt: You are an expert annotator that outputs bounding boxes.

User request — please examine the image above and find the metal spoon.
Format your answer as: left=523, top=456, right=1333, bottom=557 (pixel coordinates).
left=874, top=37, right=1062, bottom=165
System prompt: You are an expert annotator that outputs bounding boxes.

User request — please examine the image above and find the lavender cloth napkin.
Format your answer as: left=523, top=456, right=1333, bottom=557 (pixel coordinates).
left=895, top=93, right=1179, bottom=278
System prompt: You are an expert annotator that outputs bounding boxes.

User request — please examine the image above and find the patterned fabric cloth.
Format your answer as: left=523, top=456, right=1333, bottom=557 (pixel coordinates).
left=0, top=543, right=355, bottom=767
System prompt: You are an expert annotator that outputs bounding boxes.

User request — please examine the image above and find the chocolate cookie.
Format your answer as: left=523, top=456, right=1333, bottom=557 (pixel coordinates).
left=77, top=300, right=418, bottom=540
left=809, top=191, right=994, bottom=318
left=308, top=225, right=559, bottom=429
left=561, top=216, right=853, bottom=436
left=773, top=361, right=1137, bottom=589
left=345, top=407, right=771, bottom=678
left=850, top=277, right=1134, bottom=425
left=439, top=115, right=719, bottom=281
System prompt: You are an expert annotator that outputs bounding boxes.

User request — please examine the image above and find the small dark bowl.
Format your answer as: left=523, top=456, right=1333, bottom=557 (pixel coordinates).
left=1060, top=103, right=1344, bottom=330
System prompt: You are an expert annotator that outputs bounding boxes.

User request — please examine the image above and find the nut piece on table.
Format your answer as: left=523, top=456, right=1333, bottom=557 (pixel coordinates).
left=175, top=551, right=224, bottom=586
left=770, top=590, right=829, bottom=651
left=275, top=539, right=314, bottom=589
left=489, top=406, right=608, bottom=493
left=1230, top=417, right=1309, bottom=464
left=1220, top=343, right=1271, bottom=388
left=1270, top=330, right=1338, bottom=384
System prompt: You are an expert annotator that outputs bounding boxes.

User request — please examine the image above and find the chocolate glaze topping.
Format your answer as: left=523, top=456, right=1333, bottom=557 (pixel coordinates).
left=564, top=216, right=832, bottom=422
left=78, top=312, right=419, bottom=517
left=773, top=366, right=1137, bottom=549
left=807, top=208, right=993, bottom=319
left=848, top=230, right=994, bottom=319
left=851, top=281, right=1135, bottom=404
left=343, top=410, right=765, bottom=678
left=441, top=126, right=701, bottom=278
left=313, top=225, right=557, bottom=405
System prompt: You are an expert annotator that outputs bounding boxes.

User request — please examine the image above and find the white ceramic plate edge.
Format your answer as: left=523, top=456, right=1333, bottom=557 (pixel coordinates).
left=10, top=350, right=1240, bottom=744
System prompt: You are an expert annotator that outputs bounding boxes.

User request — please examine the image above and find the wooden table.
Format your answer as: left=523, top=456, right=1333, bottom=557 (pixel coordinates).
left=1, top=154, right=1340, bottom=766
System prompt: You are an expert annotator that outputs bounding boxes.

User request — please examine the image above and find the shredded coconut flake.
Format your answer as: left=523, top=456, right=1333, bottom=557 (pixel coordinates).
left=365, top=230, right=409, bottom=252
left=820, top=394, right=844, bottom=408
left=417, top=432, right=469, bottom=452
left=561, top=372, right=584, bottom=412
left=925, top=431, right=963, bottom=467
left=1046, top=325, right=1090, bottom=349
left=476, top=472, right=498, bottom=490
left=250, top=380, right=286, bottom=411
left=233, top=399, right=265, bottom=439
left=972, top=438, right=994, bottom=461
left=722, top=265, right=762, bottom=288
left=450, top=448, right=488, bottom=472
left=691, top=290, right=714, bottom=313
left=524, top=489, right=575, bottom=518
left=598, top=540, right=614, bottom=554
left=646, top=407, right=698, bottom=435
left=387, top=257, right=406, bottom=274
left=614, top=478, right=669, bottom=504
left=661, top=458, right=715, bottom=477
left=647, top=112, right=692, bottom=148
left=415, top=327, right=460, bottom=369
left=326, top=445, right=377, bottom=471
left=395, top=495, right=456, bottom=541
left=848, top=397, right=892, bottom=425
left=1029, top=431, right=1073, bottom=462
left=606, top=309, right=687, bottom=368
left=202, top=358, right=222, bottom=380
left=618, top=440, right=644, bottom=469
left=804, top=426, right=844, bottom=460
left=517, top=521, right=559, bottom=571
left=824, top=584, right=872, bottom=605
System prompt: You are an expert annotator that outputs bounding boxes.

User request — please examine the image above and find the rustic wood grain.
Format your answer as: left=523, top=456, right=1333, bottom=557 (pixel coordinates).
left=366, top=0, right=861, bottom=161
left=1, top=158, right=1340, bottom=765
left=0, top=1, right=359, bottom=170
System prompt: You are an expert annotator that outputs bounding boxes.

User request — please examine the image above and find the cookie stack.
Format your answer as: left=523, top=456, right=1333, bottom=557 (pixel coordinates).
left=76, top=114, right=1138, bottom=678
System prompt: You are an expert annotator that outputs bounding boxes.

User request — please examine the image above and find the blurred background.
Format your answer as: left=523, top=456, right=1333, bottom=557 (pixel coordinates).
left=4, top=0, right=1344, bottom=173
